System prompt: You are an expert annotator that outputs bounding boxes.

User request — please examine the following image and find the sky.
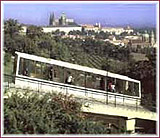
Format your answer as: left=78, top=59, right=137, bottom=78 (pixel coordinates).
left=3, top=2, right=157, bottom=28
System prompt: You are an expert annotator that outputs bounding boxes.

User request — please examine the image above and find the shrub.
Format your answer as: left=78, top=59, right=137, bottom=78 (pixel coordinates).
left=4, top=89, right=109, bottom=134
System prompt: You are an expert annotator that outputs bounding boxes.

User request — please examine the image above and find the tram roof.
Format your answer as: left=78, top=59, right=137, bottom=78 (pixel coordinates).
left=15, top=51, right=140, bottom=83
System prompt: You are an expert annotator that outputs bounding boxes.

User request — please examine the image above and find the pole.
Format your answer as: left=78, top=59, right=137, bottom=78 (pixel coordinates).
left=106, top=54, right=109, bottom=105
left=85, top=72, right=87, bottom=96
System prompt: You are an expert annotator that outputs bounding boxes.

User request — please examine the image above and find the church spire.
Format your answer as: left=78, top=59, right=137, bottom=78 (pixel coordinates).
left=49, top=12, right=55, bottom=26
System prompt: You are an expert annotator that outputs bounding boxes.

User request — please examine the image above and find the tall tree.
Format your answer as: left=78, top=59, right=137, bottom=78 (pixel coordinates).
left=26, top=25, right=43, bottom=39
left=4, top=19, right=22, bottom=38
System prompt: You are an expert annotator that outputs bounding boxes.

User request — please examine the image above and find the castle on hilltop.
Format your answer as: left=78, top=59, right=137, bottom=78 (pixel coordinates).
left=49, top=12, right=78, bottom=27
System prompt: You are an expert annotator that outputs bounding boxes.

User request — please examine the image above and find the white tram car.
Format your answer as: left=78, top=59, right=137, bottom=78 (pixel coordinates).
left=14, top=52, right=141, bottom=106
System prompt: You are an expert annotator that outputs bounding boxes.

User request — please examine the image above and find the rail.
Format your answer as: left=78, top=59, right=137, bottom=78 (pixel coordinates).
left=3, top=74, right=155, bottom=111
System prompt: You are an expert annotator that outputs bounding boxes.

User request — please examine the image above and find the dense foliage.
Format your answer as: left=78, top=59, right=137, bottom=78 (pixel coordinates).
left=4, top=90, right=110, bottom=134
left=119, top=48, right=156, bottom=109
left=4, top=19, right=131, bottom=72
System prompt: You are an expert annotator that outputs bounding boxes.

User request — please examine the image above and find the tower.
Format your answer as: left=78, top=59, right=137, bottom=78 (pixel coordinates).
left=59, top=12, right=67, bottom=26
left=142, top=31, right=149, bottom=42
left=49, top=12, right=56, bottom=26
left=150, top=31, right=155, bottom=46
left=98, top=22, right=101, bottom=28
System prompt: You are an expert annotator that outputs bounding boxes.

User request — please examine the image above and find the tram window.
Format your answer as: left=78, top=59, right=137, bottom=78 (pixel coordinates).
left=27, top=60, right=35, bottom=78
left=64, top=68, right=76, bottom=85
left=19, top=58, right=46, bottom=79
left=34, top=61, right=43, bottom=79
left=77, top=73, right=85, bottom=87
left=116, top=79, right=125, bottom=94
left=54, top=66, right=64, bottom=83
left=19, top=58, right=30, bottom=76
left=41, top=63, right=50, bottom=80
left=63, top=68, right=85, bottom=87
left=72, top=70, right=85, bottom=87
left=124, top=81, right=138, bottom=96
left=134, top=83, right=139, bottom=96
left=47, top=65, right=64, bottom=83
left=127, top=82, right=135, bottom=96
left=93, top=75, right=106, bottom=91
left=86, top=73, right=97, bottom=89
left=92, top=75, right=98, bottom=89
left=100, top=76, right=106, bottom=91
left=86, top=73, right=92, bottom=88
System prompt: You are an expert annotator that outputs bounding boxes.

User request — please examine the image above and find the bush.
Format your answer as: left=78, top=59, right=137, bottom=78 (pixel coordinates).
left=4, top=89, right=109, bottom=134
left=4, top=52, right=11, bottom=66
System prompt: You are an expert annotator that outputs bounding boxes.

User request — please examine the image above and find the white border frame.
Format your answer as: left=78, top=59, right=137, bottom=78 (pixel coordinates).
left=1, top=1, right=159, bottom=137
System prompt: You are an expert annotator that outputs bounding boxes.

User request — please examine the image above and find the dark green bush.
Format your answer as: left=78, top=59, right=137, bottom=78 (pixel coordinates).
left=4, top=89, right=109, bottom=134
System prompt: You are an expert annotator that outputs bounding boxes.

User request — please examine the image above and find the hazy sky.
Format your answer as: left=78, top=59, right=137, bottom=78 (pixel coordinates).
left=3, top=2, right=157, bottom=28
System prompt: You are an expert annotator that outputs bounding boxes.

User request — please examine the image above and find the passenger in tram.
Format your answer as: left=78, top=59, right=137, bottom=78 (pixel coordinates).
left=108, top=81, right=112, bottom=92
left=23, top=68, right=29, bottom=76
left=111, top=83, right=116, bottom=92
left=108, top=81, right=116, bottom=92
left=65, top=73, right=73, bottom=85
left=49, top=67, right=53, bottom=80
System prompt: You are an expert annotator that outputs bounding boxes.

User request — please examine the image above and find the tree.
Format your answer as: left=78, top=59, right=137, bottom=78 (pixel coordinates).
left=120, top=48, right=156, bottom=109
left=4, top=19, right=22, bottom=38
left=4, top=31, right=28, bottom=55
left=38, top=36, right=57, bottom=58
left=4, top=52, right=12, bottom=66
left=56, top=43, right=71, bottom=62
left=120, top=32, right=128, bottom=36
left=4, top=19, right=24, bottom=54
left=26, top=25, right=43, bottom=39
left=68, top=30, right=82, bottom=36
left=87, top=30, right=95, bottom=36
left=52, top=29, right=60, bottom=36
left=4, top=90, right=110, bottom=134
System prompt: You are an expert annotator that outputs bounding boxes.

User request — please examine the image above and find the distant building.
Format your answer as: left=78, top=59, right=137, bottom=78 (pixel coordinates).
left=19, top=26, right=27, bottom=35
left=49, top=12, right=56, bottom=26
left=49, top=12, right=77, bottom=27
left=124, top=26, right=134, bottom=34
left=128, top=40, right=151, bottom=50
left=20, top=12, right=82, bottom=35
left=82, top=24, right=101, bottom=32
left=124, top=30, right=156, bottom=50
left=125, top=36, right=142, bottom=41
left=149, top=31, right=155, bottom=46
left=102, top=27, right=123, bottom=35
left=101, top=26, right=133, bottom=35
left=43, top=12, right=82, bottom=34
left=141, top=30, right=155, bottom=46
left=108, top=35, right=116, bottom=41
left=19, top=25, right=82, bottom=35
left=82, top=25, right=133, bottom=35
left=42, top=26, right=82, bottom=34
left=105, top=35, right=125, bottom=46
left=142, top=31, right=150, bottom=42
